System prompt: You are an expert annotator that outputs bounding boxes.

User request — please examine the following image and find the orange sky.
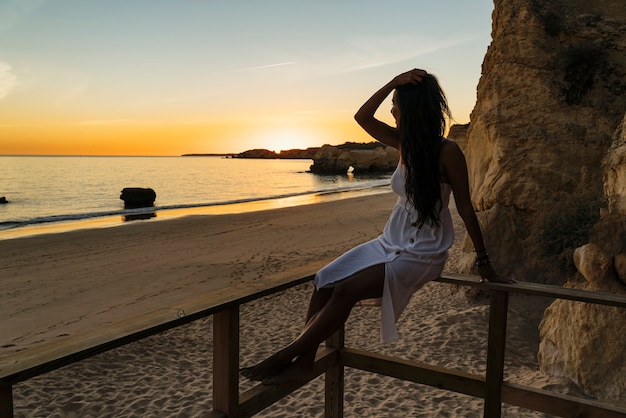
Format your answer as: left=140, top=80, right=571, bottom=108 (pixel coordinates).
left=0, top=1, right=493, bottom=156
left=0, top=113, right=363, bottom=155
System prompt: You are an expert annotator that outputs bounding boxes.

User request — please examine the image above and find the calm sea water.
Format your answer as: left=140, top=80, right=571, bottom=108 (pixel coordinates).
left=0, top=156, right=392, bottom=237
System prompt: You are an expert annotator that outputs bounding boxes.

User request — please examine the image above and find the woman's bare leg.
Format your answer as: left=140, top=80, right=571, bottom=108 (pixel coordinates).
left=240, top=286, right=333, bottom=381
left=240, top=264, right=385, bottom=383
left=290, top=286, right=333, bottom=367
left=305, top=285, right=333, bottom=325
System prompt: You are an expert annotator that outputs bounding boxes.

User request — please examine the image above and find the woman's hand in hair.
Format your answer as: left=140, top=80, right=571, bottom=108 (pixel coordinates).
left=392, top=68, right=427, bottom=87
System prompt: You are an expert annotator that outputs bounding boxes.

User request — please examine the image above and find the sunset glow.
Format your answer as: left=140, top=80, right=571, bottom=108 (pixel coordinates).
left=0, top=1, right=494, bottom=156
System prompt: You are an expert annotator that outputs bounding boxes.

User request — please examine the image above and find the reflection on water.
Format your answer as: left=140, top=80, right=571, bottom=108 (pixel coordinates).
left=123, top=212, right=157, bottom=222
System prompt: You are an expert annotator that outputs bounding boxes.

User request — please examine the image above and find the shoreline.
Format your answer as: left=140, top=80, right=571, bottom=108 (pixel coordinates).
left=1, top=192, right=398, bottom=356
left=0, top=185, right=391, bottom=241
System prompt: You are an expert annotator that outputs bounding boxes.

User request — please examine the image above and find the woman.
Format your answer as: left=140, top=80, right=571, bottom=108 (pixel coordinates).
left=241, top=68, right=514, bottom=385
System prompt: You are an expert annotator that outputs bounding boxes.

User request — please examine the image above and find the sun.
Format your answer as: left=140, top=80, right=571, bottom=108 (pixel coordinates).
left=259, top=129, right=318, bottom=153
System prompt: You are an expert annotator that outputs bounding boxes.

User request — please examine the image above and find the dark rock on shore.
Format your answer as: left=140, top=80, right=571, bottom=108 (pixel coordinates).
left=0, top=196, right=7, bottom=204
left=120, top=188, right=156, bottom=209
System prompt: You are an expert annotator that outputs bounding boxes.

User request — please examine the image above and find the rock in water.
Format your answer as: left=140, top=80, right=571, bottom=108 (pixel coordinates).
left=120, top=188, right=156, bottom=209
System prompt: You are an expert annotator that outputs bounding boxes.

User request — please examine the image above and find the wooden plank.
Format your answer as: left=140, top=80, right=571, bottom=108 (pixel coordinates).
left=502, top=382, right=626, bottom=418
left=438, top=273, right=626, bottom=308
left=212, top=307, right=239, bottom=417
left=325, top=327, right=345, bottom=418
left=341, top=348, right=485, bottom=398
left=5, top=269, right=625, bottom=384
left=4, top=267, right=626, bottom=418
left=239, top=348, right=338, bottom=418
left=0, top=384, right=13, bottom=418
left=1, top=271, right=319, bottom=383
left=483, top=290, right=509, bottom=418
left=1, top=307, right=191, bottom=384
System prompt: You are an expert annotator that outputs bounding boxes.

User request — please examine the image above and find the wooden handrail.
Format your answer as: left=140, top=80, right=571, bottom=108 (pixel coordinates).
left=439, top=272, right=626, bottom=308
left=0, top=266, right=320, bottom=385
left=2, top=271, right=626, bottom=417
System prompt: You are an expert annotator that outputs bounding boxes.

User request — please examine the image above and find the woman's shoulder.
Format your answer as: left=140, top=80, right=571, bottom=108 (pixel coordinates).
left=440, top=138, right=462, bottom=154
left=440, top=137, right=456, bottom=145
left=439, top=138, right=467, bottom=167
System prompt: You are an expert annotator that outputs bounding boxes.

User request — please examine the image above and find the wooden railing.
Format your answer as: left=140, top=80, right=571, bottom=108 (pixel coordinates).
left=2, top=270, right=626, bottom=418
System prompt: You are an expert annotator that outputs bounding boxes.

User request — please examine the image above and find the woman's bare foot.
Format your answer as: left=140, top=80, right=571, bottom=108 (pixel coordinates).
left=240, top=351, right=293, bottom=382
left=261, top=355, right=314, bottom=385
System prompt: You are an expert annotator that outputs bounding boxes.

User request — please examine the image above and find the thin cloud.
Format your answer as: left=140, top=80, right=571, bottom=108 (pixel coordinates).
left=340, top=34, right=478, bottom=73
left=0, top=0, right=46, bottom=33
left=225, top=61, right=296, bottom=73
left=0, top=61, right=18, bottom=100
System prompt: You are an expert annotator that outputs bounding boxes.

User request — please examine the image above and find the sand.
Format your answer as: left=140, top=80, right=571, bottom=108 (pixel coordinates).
left=1, top=192, right=581, bottom=417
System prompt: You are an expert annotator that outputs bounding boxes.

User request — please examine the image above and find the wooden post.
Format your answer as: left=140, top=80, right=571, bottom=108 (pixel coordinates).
left=484, top=290, right=509, bottom=418
left=0, top=384, right=13, bottom=418
left=213, top=306, right=240, bottom=417
left=324, top=324, right=345, bottom=418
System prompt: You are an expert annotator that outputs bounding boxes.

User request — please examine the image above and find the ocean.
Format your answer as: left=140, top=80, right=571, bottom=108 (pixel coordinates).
left=0, top=156, right=392, bottom=239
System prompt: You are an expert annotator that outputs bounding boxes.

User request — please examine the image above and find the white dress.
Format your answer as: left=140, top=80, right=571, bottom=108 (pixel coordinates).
left=313, top=159, right=454, bottom=343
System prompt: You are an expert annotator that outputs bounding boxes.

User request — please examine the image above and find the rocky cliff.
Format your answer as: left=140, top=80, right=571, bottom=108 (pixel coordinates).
left=460, top=0, right=626, bottom=283
left=538, top=114, right=626, bottom=402
left=461, top=0, right=626, bottom=403
left=447, top=123, right=469, bottom=152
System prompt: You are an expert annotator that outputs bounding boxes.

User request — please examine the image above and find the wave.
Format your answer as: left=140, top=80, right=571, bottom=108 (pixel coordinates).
left=0, top=181, right=391, bottom=232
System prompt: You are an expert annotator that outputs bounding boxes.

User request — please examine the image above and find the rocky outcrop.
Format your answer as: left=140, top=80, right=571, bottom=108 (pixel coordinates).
left=447, top=123, right=469, bottom=152
left=278, top=148, right=320, bottom=159
left=237, top=149, right=280, bottom=159
left=538, top=114, right=626, bottom=402
left=310, top=144, right=399, bottom=174
left=120, top=188, right=156, bottom=209
left=457, top=1, right=626, bottom=401
left=603, top=114, right=626, bottom=219
left=458, top=0, right=626, bottom=283
left=235, top=148, right=319, bottom=159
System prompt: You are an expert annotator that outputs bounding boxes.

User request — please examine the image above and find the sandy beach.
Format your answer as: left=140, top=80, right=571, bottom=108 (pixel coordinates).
left=2, top=192, right=581, bottom=417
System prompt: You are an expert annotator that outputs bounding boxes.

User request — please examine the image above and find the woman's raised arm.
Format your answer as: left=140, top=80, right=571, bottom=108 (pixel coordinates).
left=354, top=69, right=427, bottom=149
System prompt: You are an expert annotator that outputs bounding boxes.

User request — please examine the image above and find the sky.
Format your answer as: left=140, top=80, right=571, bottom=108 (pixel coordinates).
left=0, top=0, right=494, bottom=156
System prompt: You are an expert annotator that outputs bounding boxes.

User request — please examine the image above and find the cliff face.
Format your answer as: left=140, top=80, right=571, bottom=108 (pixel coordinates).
left=464, top=0, right=626, bottom=402
left=538, top=114, right=626, bottom=402
left=447, top=123, right=469, bottom=152
left=462, top=0, right=626, bottom=281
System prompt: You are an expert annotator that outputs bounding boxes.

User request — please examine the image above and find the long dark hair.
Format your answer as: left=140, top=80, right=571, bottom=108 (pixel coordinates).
left=396, top=74, right=451, bottom=227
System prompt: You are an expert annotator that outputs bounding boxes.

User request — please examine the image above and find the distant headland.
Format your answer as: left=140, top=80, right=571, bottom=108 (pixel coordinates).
left=182, top=141, right=403, bottom=174
left=180, top=129, right=473, bottom=174
left=181, top=141, right=394, bottom=160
